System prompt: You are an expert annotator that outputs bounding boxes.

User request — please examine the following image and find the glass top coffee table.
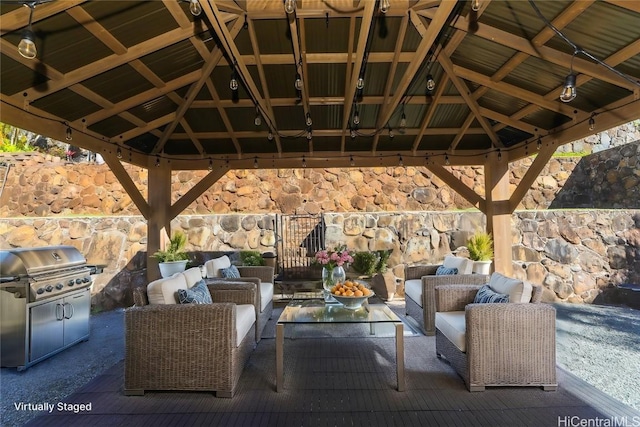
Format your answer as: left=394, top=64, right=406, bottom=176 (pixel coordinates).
left=276, top=298, right=405, bottom=392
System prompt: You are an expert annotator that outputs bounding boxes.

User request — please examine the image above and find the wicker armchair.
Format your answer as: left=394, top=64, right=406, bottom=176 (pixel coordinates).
left=125, top=282, right=257, bottom=397
left=434, top=283, right=557, bottom=392
left=206, top=265, right=274, bottom=341
left=405, top=264, right=489, bottom=335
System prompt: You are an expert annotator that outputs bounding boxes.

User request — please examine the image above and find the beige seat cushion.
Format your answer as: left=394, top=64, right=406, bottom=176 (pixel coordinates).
left=443, top=255, right=474, bottom=275
left=404, top=279, right=423, bottom=307
left=435, top=311, right=466, bottom=352
left=205, top=256, right=231, bottom=278
left=235, top=304, right=256, bottom=346
left=488, top=272, right=532, bottom=303
left=260, top=282, right=274, bottom=312
left=181, top=267, right=204, bottom=288
left=147, top=274, right=188, bottom=305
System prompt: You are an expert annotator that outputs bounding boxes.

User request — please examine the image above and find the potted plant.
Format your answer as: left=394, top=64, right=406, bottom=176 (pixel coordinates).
left=352, top=251, right=379, bottom=277
left=153, top=231, right=190, bottom=278
left=467, top=231, right=494, bottom=274
left=240, top=250, right=265, bottom=266
left=363, top=249, right=394, bottom=301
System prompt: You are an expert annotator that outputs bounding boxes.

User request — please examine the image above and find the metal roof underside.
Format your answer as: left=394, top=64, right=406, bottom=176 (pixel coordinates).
left=1, top=0, right=639, bottom=171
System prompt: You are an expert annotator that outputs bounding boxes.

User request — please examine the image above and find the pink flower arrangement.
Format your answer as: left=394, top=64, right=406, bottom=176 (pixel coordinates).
left=314, top=246, right=353, bottom=270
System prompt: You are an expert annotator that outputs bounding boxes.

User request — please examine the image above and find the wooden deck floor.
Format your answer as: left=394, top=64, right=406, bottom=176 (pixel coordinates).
left=25, top=332, right=640, bottom=427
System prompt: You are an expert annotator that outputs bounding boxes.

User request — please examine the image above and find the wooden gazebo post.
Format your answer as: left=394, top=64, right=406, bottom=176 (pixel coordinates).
left=147, top=159, right=172, bottom=281
left=484, top=152, right=513, bottom=276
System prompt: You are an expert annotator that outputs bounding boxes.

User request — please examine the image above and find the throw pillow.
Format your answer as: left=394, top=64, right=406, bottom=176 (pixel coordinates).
left=473, top=284, right=509, bottom=304
left=220, top=265, right=241, bottom=279
left=436, top=266, right=458, bottom=276
left=178, top=279, right=212, bottom=304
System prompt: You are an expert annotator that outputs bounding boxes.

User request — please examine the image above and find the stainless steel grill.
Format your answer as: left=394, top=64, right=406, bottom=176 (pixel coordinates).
left=1, top=246, right=94, bottom=370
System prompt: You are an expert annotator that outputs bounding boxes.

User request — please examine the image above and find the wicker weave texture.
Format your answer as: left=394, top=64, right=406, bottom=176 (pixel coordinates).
left=406, top=274, right=489, bottom=335
left=124, top=296, right=256, bottom=397
left=404, top=264, right=439, bottom=280
left=435, top=284, right=557, bottom=391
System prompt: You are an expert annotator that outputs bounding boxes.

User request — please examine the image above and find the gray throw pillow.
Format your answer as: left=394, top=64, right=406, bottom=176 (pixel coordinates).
left=436, top=266, right=458, bottom=275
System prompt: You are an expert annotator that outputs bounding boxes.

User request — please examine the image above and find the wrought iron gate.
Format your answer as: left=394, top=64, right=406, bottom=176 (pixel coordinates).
left=276, top=213, right=325, bottom=280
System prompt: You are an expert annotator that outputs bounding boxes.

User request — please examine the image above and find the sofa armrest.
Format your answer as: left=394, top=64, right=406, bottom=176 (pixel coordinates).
left=435, top=284, right=482, bottom=312
left=465, top=303, right=557, bottom=386
left=205, top=281, right=257, bottom=306
left=427, top=274, right=489, bottom=312
left=404, top=264, right=439, bottom=280
left=132, top=287, right=149, bottom=307
left=238, top=266, right=275, bottom=284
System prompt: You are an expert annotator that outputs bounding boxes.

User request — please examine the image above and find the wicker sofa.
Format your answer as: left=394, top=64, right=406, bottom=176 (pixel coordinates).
left=434, top=273, right=557, bottom=392
left=405, top=256, right=489, bottom=335
left=204, top=256, right=274, bottom=341
left=124, top=268, right=257, bottom=397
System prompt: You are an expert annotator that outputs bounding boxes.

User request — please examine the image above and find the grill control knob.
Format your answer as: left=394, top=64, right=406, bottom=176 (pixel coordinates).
left=45, top=285, right=54, bottom=292
left=56, top=283, right=64, bottom=290
left=82, top=277, right=91, bottom=283
left=75, top=278, right=83, bottom=285
left=68, top=279, right=75, bottom=286
left=37, top=288, right=45, bottom=294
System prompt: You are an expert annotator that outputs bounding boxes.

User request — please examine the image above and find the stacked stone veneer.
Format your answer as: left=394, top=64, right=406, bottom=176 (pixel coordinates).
left=0, top=124, right=638, bottom=311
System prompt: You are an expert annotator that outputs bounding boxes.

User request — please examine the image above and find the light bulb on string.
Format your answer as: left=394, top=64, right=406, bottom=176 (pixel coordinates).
left=208, top=158, right=213, bottom=171
left=302, top=156, right=307, bottom=168
left=189, top=0, right=202, bottom=16
left=350, top=155, right=355, bottom=166
left=537, top=137, right=542, bottom=150
left=230, top=70, right=239, bottom=91
left=294, top=73, right=303, bottom=91
left=379, top=0, right=390, bottom=13
left=305, top=113, right=312, bottom=127
left=116, top=147, right=122, bottom=159
left=284, top=0, right=296, bottom=14
left=588, top=115, right=595, bottom=131
left=254, top=157, right=259, bottom=168
left=356, top=76, right=365, bottom=91
left=560, top=74, right=577, bottom=102
left=398, top=155, right=404, bottom=167
left=65, top=125, right=73, bottom=141
left=353, top=108, right=360, bottom=126
left=268, top=130, right=274, bottom=141
left=426, top=74, right=436, bottom=93
left=18, top=5, right=37, bottom=59
left=471, top=0, right=480, bottom=12
left=445, top=154, right=450, bottom=165
left=254, top=108, right=262, bottom=126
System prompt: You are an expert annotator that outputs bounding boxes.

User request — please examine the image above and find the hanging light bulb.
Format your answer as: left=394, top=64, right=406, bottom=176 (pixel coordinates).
left=116, top=147, right=122, bottom=159
left=445, top=154, right=450, bottom=165
left=399, top=107, right=407, bottom=133
left=155, top=156, right=160, bottom=167
left=426, top=74, right=436, bottom=93
left=350, top=155, right=355, bottom=166
left=306, top=127, right=312, bottom=140
left=305, top=112, right=312, bottom=127
left=230, top=70, right=239, bottom=91
left=471, top=0, right=481, bottom=11
left=243, top=14, right=248, bottom=30
left=284, top=0, right=296, bottom=14
left=356, top=76, right=365, bottom=91
left=294, top=73, right=303, bottom=91
left=302, top=156, right=307, bottom=168
left=350, top=128, right=357, bottom=139
left=254, top=157, right=259, bottom=168
left=398, top=155, right=404, bottom=167
left=388, top=126, right=394, bottom=139
left=189, top=0, right=202, bottom=16
left=254, top=108, right=262, bottom=126
left=497, top=149, right=502, bottom=161
left=353, top=107, right=360, bottom=126
left=588, top=115, right=595, bottom=131
left=268, top=130, right=274, bottom=141
left=379, top=0, right=390, bottom=14
left=560, top=74, right=577, bottom=103
left=208, top=158, right=213, bottom=171
left=537, top=137, right=542, bottom=150
left=18, top=5, right=37, bottom=59
left=65, top=126, right=73, bottom=141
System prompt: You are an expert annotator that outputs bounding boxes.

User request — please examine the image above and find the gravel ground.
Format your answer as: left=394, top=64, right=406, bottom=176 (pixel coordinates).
left=1, top=302, right=638, bottom=426
left=555, top=302, right=640, bottom=411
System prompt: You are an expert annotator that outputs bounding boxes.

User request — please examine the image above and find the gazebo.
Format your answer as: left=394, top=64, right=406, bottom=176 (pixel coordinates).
left=1, top=0, right=639, bottom=280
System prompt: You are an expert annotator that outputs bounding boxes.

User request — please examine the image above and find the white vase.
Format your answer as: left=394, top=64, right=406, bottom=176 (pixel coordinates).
left=472, top=260, right=492, bottom=275
left=158, top=260, right=188, bottom=278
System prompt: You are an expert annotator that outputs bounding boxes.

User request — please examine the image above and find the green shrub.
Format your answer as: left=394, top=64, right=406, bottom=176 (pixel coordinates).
left=153, top=231, right=189, bottom=262
left=240, top=250, right=265, bottom=266
left=375, top=249, right=392, bottom=273
left=352, top=251, right=378, bottom=276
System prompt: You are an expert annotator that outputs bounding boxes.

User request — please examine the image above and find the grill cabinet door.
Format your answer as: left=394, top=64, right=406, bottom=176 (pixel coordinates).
left=29, top=299, right=64, bottom=362
left=63, top=288, right=90, bottom=346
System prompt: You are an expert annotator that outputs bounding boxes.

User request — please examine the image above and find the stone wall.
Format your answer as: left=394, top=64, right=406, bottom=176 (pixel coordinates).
left=0, top=124, right=638, bottom=311
left=0, top=209, right=638, bottom=310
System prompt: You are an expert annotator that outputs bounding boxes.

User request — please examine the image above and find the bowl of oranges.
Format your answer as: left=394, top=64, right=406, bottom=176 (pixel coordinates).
left=328, top=280, right=374, bottom=309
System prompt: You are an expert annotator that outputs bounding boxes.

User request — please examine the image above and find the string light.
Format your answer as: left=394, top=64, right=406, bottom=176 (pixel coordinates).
left=379, top=0, right=390, bottom=13
left=353, top=106, right=360, bottom=126
left=302, top=155, right=307, bottom=168
left=537, top=136, right=542, bottom=150
left=268, top=130, right=274, bottom=141
left=65, top=125, right=73, bottom=141
left=116, top=147, right=122, bottom=159
left=155, top=156, right=160, bottom=167
left=254, top=107, right=262, bottom=126
left=350, top=128, right=357, bottom=139
left=229, top=69, right=239, bottom=91
left=253, top=157, right=259, bottom=168
left=588, top=114, right=595, bottom=131
left=284, top=0, right=296, bottom=14
left=398, top=154, right=404, bottom=167
left=445, top=154, right=450, bottom=165
left=18, top=4, right=37, bottom=59
left=388, top=125, right=394, bottom=139
left=426, top=74, right=436, bottom=93
left=208, top=158, right=213, bottom=171
left=497, top=149, right=502, bottom=161
left=305, top=112, right=312, bottom=127
left=350, top=155, right=355, bottom=166
left=294, top=73, right=303, bottom=91
left=306, top=127, right=312, bottom=140
left=471, top=0, right=480, bottom=12
left=356, top=75, right=365, bottom=91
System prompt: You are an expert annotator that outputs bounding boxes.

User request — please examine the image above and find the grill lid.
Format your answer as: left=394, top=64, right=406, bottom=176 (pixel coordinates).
left=0, top=246, right=87, bottom=278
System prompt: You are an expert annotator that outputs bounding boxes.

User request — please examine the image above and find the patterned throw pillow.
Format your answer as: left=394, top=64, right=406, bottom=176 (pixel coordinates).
left=220, top=265, right=241, bottom=279
left=178, top=280, right=212, bottom=304
left=473, top=284, right=509, bottom=304
left=436, top=266, right=458, bottom=276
